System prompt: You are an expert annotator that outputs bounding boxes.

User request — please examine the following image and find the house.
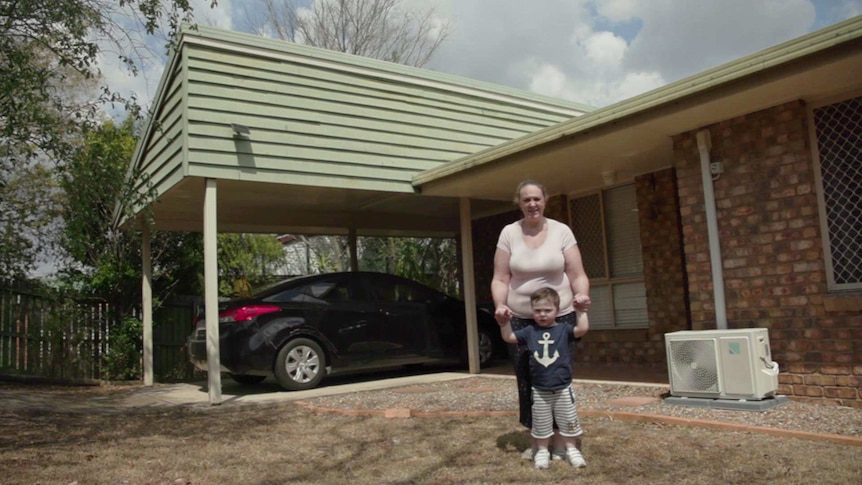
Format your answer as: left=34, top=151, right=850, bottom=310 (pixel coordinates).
left=125, top=18, right=861, bottom=406
left=435, top=18, right=861, bottom=407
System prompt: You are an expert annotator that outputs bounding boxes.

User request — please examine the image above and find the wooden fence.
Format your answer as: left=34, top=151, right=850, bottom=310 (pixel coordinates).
left=0, top=285, right=199, bottom=382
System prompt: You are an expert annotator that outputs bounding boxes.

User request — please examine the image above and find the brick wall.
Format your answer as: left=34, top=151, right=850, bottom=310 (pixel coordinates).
left=573, top=169, right=690, bottom=366
left=672, top=100, right=862, bottom=407
left=636, top=168, right=690, bottom=339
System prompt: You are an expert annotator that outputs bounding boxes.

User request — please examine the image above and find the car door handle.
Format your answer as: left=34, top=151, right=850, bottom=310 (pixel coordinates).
left=340, top=322, right=367, bottom=333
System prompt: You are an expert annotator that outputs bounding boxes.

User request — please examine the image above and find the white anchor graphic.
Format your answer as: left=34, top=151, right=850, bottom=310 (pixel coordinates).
left=533, top=331, right=559, bottom=367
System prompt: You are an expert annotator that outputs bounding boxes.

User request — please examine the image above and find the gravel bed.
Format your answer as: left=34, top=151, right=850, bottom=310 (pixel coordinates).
left=302, top=376, right=862, bottom=438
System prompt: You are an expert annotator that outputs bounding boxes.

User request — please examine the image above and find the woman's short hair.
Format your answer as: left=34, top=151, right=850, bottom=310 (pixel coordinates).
left=514, top=180, right=548, bottom=204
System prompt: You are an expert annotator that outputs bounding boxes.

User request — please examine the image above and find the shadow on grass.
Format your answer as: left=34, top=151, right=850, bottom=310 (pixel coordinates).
left=496, top=429, right=531, bottom=454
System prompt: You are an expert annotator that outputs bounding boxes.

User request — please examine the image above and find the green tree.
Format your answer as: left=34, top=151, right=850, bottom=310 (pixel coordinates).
left=59, top=118, right=203, bottom=321
left=360, top=237, right=458, bottom=295
left=1, top=0, right=217, bottom=169
left=217, top=233, right=286, bottom=297
left=0, top=163, right=62, bottom=279
left=0, top=35, right=98, bottom=280
left=1, top=0, right=215, bottom=282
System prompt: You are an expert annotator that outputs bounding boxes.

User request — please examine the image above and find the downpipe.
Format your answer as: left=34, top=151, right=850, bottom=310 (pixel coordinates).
left=696, top=130, right=728, bottom=330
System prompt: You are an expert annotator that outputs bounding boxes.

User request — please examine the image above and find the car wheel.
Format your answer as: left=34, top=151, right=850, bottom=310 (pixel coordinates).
left=477, top=328, right=496, bottom=367
left=274, top=338, right=326, bottom=391
left=463, top=328, right=497, bottom=368
left=229, top=374, right=267, bottom=386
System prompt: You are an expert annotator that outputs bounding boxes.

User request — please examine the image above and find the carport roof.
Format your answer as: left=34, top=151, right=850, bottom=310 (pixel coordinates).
left=123, top=25, right=591, bottom=235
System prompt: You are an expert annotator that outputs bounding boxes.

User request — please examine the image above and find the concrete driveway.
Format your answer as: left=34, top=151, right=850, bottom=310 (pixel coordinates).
left=0, top=361, right=668, bottom=414
left=0, top=365, right=497, bottom=414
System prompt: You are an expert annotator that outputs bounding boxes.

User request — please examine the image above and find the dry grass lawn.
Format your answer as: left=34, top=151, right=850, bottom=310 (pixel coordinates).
left=1, top=400, right=860, bottom=484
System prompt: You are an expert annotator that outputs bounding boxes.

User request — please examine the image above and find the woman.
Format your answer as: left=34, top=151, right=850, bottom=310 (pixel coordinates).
left=491, top=180, right=591, bottom=460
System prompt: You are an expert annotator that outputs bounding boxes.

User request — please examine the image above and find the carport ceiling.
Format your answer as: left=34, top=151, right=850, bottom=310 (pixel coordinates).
left=148, top=177, right=511, bottom=236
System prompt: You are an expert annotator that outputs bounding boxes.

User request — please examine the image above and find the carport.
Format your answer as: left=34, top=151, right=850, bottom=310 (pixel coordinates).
left=121, top=25, right=590, bottom=404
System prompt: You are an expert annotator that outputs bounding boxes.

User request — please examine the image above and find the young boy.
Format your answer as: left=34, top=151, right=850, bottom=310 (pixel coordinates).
left=498, top=287, right=589, bottom=470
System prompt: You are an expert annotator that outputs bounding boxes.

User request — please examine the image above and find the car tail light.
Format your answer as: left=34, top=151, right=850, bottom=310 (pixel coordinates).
left=219, top=305, right=281, bottom=323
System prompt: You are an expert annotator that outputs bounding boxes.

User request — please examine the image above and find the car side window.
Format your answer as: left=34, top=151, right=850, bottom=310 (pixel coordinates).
left=372, top=284, right=394, bottom=303
left=264, top=279, right=357, bottom=303
left=325, top=282, right=352, bottom=302
left=372, top=279, right=435, bottom=303
left=265, top=285, right=317, bottom=303
left=402, top=283, right=436, bottom=303
left=265, top=280, right=353, bottom=304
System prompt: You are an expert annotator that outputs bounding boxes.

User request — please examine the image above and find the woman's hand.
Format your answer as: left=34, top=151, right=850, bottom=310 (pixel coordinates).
left=494, top=304, right=512, bottom=326
left=573, top=293, right=591, bottom=312
left=563, top=245, right=591, bottom=312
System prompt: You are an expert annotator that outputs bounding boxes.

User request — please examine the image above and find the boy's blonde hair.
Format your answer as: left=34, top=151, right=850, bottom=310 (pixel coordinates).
left=530, top=287, right=560, bottom=309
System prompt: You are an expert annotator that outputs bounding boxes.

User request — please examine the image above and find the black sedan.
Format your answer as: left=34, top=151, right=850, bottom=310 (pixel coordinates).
left=187, top=272, right=506, bottom=391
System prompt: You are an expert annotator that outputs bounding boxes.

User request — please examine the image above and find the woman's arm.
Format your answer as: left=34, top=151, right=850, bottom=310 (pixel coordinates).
left=491, top=247, right=513, bottom=325
left=564, top=245, right=591, bottom=311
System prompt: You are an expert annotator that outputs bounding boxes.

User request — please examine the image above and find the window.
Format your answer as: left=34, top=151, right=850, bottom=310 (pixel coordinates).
left=570, top=184, right=648, bottom=329
left=811, top=95, right=862, bottom=291
left=371, top=277, right=437, bottom=304
left=265, top=278, right=354, bottom=304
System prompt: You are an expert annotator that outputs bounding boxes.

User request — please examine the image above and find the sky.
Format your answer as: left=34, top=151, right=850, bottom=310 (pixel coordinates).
left=100, top=0, right=862, bottom=112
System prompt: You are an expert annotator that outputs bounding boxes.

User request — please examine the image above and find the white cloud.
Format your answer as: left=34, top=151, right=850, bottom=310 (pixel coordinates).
left=583, top=31, right=627, bottom=67
left=527, top=63, right=568, bottom=98
left=622, top=0, right=815, bottom=82
left=192, top=0, right=233, bottom=29
left=100, top=0, right=862, bottom=113
left=421, top=0, right=859, bottom=107
left=528, top=62, right=665, bottom=108
left=594, top=0, right=638, bottom=22
left=614, top=71, right=666, bottom=101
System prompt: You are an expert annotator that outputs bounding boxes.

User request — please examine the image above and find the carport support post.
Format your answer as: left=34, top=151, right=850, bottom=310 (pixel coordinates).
left=204, top=179, right=222, bottom=404
left=349, top=228, right=358, bottom=271
left=142, top=223, right=153, bottom=386
left=459, top=197, right=480, bottom=374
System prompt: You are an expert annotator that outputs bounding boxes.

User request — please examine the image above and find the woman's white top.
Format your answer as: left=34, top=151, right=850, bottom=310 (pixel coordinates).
left=496, top=218, right=577, bottom=318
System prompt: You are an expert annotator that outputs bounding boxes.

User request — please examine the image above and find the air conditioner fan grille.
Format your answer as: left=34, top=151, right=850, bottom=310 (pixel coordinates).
left=668, top=339, right=719, bottom=393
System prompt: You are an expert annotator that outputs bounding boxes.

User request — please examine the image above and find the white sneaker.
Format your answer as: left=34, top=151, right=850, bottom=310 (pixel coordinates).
left=520, top=447, right=535, bottom=460
left=566, top=447, right=587, bottom=468
left=534, top=449, right=550, bottom=470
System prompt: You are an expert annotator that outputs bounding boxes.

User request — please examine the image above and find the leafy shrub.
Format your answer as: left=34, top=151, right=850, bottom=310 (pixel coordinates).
left=101, top=316, right=142, bottom=381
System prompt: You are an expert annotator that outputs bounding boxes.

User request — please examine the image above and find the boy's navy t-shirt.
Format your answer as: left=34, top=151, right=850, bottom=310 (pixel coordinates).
left=513, top=322, right=576, bottom=391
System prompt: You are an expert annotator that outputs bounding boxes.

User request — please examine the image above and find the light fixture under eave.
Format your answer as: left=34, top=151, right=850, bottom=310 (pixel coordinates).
left=231, top=123, right=251, bottom=138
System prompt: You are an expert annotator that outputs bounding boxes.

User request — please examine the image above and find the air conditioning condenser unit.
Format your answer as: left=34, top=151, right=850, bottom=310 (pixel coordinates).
left=665, top=328, right=779, bottom=400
